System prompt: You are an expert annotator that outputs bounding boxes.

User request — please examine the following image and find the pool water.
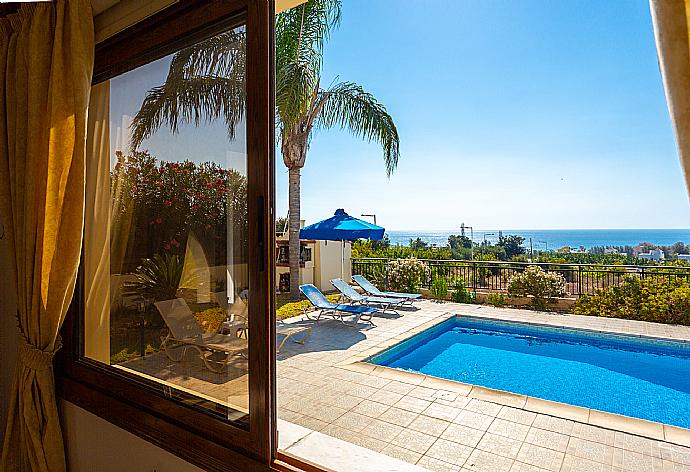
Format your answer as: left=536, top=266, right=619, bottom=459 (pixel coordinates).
left=370, top=317, right=690, bottom=429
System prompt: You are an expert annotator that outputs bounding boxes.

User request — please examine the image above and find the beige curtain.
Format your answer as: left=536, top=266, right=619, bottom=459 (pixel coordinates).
left=650, top=0, right=690, bottom=194
left=0, top=1, right=94, bottom=471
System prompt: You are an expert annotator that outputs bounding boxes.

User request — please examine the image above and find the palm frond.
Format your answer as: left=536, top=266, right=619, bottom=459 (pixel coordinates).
left=129, top=30, right=246, bottom=150
left=313, top=81, right=400, bottom=176
left=275, top=0, right=341, bottom=129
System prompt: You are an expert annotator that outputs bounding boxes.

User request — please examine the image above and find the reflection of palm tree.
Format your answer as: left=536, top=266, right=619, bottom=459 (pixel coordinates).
left=130, top=0, right=400, bottom=300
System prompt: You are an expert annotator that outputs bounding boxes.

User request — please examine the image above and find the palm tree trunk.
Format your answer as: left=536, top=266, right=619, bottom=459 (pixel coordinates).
left=288, top=166, right=301, bottom=300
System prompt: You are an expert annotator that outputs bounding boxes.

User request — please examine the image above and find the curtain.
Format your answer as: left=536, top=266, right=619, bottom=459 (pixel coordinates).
left=0, top=0, right=94, bottom=471
left=650, top=0, right=690, bottom=194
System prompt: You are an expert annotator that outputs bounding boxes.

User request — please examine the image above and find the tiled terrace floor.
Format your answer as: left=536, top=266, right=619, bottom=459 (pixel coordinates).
left=276, top=301, right=690, bottom=472
left=123, top=301, right=690, bottom=471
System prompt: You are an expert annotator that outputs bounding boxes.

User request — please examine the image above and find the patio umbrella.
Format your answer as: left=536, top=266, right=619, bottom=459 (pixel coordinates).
left=299, top=209, right=385, bottom=280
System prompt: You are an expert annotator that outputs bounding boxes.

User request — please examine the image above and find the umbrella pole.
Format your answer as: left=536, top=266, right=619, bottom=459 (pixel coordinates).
left=341, top=240, right=345, bottom=281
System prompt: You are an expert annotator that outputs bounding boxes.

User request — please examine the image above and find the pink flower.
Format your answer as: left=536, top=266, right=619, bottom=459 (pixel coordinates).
left=164, top=243, right=171, bottom=250
left=171, top=238, right=180, bottom=247
left=219, top=185, right=226, bottom=191
left=164, top=200, right=172, bottom=207
left=206, top=182, right=214, bottom=188
left=192, top=204, right=199, bottom=210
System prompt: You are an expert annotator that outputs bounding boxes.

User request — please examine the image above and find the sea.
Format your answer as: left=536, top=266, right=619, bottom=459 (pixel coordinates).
left=386, top=229, right=690, bottom=250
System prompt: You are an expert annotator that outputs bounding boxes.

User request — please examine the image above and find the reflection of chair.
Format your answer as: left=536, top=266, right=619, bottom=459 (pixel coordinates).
left=276, top=317, right=311, bottom=352
left=300, top=284, right=377, bottom=326
left=212, top=291, right=248, bottom=338
left=154, top=298, right=247, bottom=373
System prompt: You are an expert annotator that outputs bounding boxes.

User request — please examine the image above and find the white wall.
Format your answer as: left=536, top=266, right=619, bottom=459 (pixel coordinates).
left=61, top=401, right=204, bottom=472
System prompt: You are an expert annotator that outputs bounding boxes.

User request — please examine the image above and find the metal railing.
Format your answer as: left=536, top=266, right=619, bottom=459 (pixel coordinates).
left=351, top=258, right=690, bottom=297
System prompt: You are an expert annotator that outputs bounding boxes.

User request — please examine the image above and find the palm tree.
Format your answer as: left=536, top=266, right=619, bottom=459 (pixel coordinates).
left=130, top=0, right=400, bottom=300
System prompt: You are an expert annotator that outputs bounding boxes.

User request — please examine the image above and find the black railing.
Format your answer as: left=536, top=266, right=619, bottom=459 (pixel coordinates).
left=351, top=258, right=690, bottom=297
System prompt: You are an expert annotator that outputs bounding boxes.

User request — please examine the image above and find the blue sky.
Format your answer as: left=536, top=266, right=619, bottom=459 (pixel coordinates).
left=276, top=0, right=690, bottom=230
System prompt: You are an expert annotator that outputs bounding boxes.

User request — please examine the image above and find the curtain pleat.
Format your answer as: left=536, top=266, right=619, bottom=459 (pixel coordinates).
left=0, top=1, right=94, bottom=471
left=650, top=0, right=690, bottom=195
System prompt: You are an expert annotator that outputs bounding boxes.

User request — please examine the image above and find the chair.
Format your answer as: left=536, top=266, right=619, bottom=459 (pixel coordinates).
left=211, top=291, right=248, bottom=338
left=330, top=278, right=405, bottom=315
left=352, top=274, right=422, bottom=305
left=214, top=290, right=310, bottom=351
left=299, top=284, right=377, bottom=326
left=276, top=317, right=312, bottom=352
left=155, top=298, right=247, bottom=373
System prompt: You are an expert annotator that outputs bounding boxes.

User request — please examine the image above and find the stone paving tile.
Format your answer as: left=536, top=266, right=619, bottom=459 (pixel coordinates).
left=663, top=460, right=690, bottom=472
left=466, top=399, right=503, bottom=417
left=498, top=406, right=537, bottom=426
left=385, top=380, right=417, bottom=395
left=390, top=428, right=437, bottom=455
left=525, top=427, right=570, bottom=453
left=425, top=438, right=474, bottom=466
left=350, top=399, right=390, bottom=418
left=566, top=437, right=615, bottom=465
left=394, top=396, right=433, bottom=414
left=613, top=431, right=661, bottom=458
left=441, top=422, right=486, bottom=448
left=612, top=448, right=664, bottom=472
left=331, top=411, right=374, bottom=433
left=417, top=455, right=462, bottom=472
left=408, top=414, right=451, bottom=437
left=454, top=410, right=496, bottom=431
left=570, top=422, right=616, bottom=446
left=423, top=403, right=463, bottom=422
left=560, top=454, right=618, bottom=472
left=532, top=414, right=575, bottom=436
left=380, top=444, right=422, bottom=465
left=378, top=407, right=419, bottom=427
left=362, top=418, right=405, bottom=442
left=369, top=388, right=405, bottom=405
left=476, top=432, right=523, bottom=460
left=516, top=443, right=565, bottom=471
left=464, top=448, right=514, bottom=472
left=488, top=418, right=531, bottom=442
left=408, top=385, right=440, bottom=401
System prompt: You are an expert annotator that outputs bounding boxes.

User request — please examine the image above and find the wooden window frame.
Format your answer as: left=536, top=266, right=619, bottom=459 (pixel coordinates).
left=56, top=1, right=281, bottom=470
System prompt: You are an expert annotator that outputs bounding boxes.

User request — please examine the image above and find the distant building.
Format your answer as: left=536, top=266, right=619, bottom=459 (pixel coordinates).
left=678, top=254, right=690, bottom=262
left=638, top=249, right=665, bottom=262
left=603, top=247, right=627, bottom=256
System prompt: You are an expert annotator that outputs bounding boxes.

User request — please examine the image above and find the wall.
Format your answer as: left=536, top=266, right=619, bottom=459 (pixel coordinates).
left=60, top=401, right=204, bottom=472
left=314, top=240, right=352, bottom=290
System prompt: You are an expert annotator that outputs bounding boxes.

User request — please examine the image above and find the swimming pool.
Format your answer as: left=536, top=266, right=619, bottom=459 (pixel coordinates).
left=370, top=316, right=690, bottom=429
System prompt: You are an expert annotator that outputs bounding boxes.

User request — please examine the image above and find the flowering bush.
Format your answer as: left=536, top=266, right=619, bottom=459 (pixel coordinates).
left=111, top=150, right=247, bottom=272
left=507, top=265, right=566, bottom=310
left=387, top=258, right=430, bottom=293
left=574, top=276, right=690, bottom=325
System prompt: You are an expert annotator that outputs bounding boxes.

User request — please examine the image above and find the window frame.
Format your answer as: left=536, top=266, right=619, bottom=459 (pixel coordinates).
left=56, top=1, right=278, bottom=470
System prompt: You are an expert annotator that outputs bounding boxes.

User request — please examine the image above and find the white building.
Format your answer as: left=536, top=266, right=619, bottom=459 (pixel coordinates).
left=678, top=254, right=690, bottom=262
left=638, top=249, right=665, bottom=262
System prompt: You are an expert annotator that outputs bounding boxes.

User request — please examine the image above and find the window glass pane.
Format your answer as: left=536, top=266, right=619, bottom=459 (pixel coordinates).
left=84, top=25, right=249, bottom=425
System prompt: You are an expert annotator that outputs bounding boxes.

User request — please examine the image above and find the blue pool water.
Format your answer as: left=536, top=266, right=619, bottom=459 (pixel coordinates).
left=370, top=317, right=690, bottom=428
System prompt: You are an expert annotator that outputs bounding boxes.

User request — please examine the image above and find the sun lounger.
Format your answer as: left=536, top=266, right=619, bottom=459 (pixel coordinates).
left=155, top=298, right=247, bottom=373
left=330, top=278, right=405, bottom=315
left=299, top=284, right=377, bottom=326
left=212, top=291, right=248, bottom=338
left=352, top=274, right=422, bottom=305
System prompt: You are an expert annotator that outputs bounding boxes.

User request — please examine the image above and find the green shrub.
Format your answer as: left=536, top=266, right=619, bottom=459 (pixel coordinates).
left=430, top=277, right=449, bottom=301
left=387, top=258, right=430, bottom=293
left=508, top=265, right=566, bottom=310
left=486, top=292, right=506, bottom=307
left=451, top=280, right=476, bottom=303
left=574, top=276, right=690, bottom=325
left=124, top=253, right=186, bottom=301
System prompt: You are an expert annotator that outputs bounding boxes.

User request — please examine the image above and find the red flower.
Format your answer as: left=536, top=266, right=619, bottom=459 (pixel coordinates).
left=164, top=200, right=172, bottom=207
left=219, top=185, right=226, bottom=191
left=171, top=238, right=180, bottom=247
left=164, top=243, right=171, bottom=250
left=155, top=218, right=162, bottom=225
left=206, top=182, right=214, bottom=188
left=192, top=204, right=199, bottom=210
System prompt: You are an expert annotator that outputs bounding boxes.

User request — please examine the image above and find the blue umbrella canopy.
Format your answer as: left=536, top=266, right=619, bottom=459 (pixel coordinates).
left=299, top=209, right=385, bottom=241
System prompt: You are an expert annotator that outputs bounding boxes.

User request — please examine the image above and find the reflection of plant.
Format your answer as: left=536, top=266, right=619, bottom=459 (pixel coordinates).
left=387, top=258, right=430, bottom=293
left=574, top=276, right=690, bottom=325
left=111, top=150, right=247, bottom=270
left=124, top=253, right=185, bottom=301
left=430, top=277, right=449, bottom=301
left=508, top=266, right=566, bottom=310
